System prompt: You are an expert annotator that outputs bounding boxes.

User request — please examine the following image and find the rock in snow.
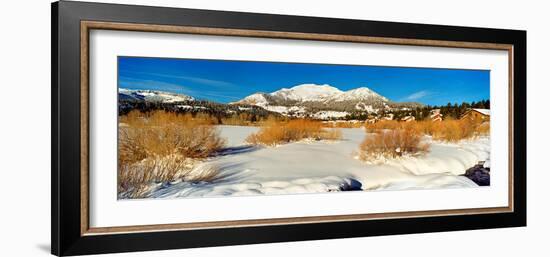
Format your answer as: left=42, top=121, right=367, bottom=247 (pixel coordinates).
left=463, top=164, right=490, bottom=186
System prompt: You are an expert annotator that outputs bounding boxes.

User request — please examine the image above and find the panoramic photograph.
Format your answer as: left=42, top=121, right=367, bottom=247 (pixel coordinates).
left=117, top=56, right=491, bottom=200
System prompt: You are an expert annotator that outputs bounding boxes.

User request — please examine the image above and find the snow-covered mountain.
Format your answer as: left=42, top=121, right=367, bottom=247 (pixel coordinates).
left=331, top=87, right=389, bottom=102
left=231, top=84, right=393, bottom=117
left=234, top=84, right=388, bottom=106
left=119, top=88, right=195, bottom=103
left=118, top=84, right=422, bottom=120
left=269, top=84, right=343, bottom=102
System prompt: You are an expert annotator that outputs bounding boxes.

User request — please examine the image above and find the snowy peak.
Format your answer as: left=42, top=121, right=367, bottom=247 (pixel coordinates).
left=119, top=88, right=195, bottom=103
left=240, top=93, right=269, bottom=106
left=231, top=83, right=394, bottom=118
left=332, top=87, right=389, bottom=102
left=235, top=83, right=389, bottom=106
left=271, top=84, right=342, bottom=102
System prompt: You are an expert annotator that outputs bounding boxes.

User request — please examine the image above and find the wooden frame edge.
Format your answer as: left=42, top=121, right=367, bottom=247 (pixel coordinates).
left=83, top=20, right=513, bottom=50
left=79, top=20, right=515, bottom=236
left=84, top=206, right=512, bottom=235
left=81, top=22, right=90, bottom=235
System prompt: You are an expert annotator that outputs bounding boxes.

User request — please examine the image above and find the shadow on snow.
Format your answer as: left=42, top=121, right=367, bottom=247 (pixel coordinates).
left=214, top=145, right=260, bottom=157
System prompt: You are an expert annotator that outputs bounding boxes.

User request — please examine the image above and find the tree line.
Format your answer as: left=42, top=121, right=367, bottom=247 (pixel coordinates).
left=343, top=99, right=490, bottom=121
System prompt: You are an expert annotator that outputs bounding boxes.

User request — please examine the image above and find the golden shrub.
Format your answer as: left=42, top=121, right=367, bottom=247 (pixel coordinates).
left=359, top=128, right=429, bottom=161
left=364, top=120, right=402, bottom=132
left=245, top=119, right=342, bottom=146
left=429, top=118, right=483, bottom=142
left=117, top=110, right=226, bottom=197
left=119, top=110, right=226, bottom=163
left=365, top=118, right=490, bottom=143
left=117, top=155, right=223, bottom=199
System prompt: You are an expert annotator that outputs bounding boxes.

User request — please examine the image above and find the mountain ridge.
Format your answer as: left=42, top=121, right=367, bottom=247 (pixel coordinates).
left=232, top=83, right=390, bottom=106
left=119, top=88, right=195, bottom=103
left=119, top=84, right=424, bottom=119
left=230, top=83, right=419, bottom=117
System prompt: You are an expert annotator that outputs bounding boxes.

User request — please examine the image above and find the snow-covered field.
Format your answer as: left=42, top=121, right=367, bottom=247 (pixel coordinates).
left=147, top=126, right=490, bottom=199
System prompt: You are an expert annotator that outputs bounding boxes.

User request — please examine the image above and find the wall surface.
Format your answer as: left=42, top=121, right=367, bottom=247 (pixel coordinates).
left=1, top=0, right=547, bottom=256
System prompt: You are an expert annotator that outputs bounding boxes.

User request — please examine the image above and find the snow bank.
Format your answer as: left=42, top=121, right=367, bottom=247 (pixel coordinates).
left=150, top=175, right=360, bottom=198
left=382, top=137, right=491, bottom=176
left=144, top=127, right=490, bottom=199
left=217, top=125, right=260, bottom=147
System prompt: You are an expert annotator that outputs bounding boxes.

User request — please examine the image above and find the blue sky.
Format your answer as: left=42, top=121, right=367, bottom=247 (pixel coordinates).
left=118, top=56, right=489, bottom=106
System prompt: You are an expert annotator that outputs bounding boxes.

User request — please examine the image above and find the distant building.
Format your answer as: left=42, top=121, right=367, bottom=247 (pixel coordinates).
left=401, top=115, right=415, bottom=122
left=430, top=109, right=443, bottom=122
left=460, top=108, right=490, bottom=121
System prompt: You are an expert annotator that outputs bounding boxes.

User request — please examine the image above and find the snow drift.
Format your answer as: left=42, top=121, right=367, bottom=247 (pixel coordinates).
left=140, top=126, right=489, bottom=199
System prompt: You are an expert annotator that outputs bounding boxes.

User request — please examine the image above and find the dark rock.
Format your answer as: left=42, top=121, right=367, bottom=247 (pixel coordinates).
left=339, top=178, right=363, bottom=191
left=463, top=164, right=490, bottom=186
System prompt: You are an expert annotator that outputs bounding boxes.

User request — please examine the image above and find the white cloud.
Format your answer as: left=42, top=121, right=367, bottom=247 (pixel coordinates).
left=404, top=90, right=431, bottom=101
left=120, top=70, right=235, bottom=88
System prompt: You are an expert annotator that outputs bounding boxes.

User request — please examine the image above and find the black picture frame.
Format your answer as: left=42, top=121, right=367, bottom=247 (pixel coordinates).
left=51, top=1, right=526, bottom=256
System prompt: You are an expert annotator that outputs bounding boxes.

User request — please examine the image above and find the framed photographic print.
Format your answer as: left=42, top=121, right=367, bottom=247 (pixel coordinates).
left=51, top=1, right=526, bottom=256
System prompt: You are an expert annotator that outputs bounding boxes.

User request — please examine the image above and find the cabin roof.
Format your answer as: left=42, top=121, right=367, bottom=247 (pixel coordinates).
left=471, top=108, right=490, bottom=116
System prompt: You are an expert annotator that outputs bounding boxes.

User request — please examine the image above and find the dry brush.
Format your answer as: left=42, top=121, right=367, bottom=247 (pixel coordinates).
left=245, top=119, right=343, bottom=146
left=359, top=118, right=490, bottom=162
left=118, top=110, right=226, bottom=198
